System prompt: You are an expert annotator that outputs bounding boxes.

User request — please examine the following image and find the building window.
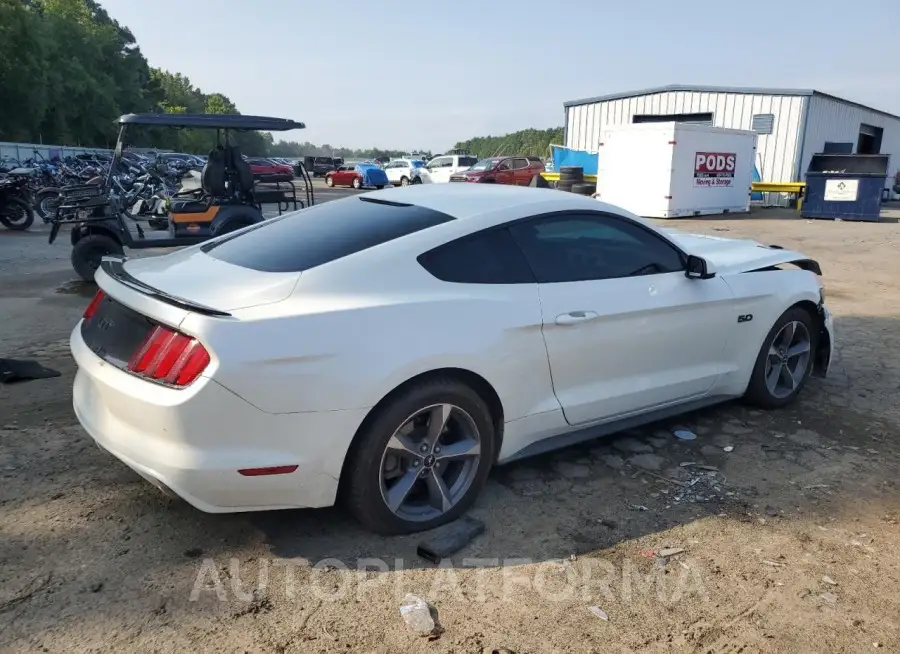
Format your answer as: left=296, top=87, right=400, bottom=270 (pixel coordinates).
left=751, top=113, right=775, bottom=134
left=632, top=112, right=713, bottom=125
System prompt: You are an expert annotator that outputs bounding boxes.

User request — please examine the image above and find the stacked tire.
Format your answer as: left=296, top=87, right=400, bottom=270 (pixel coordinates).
left=558, top=166, right=583, bottom=193
left=571, top=183, right=596, bottom=196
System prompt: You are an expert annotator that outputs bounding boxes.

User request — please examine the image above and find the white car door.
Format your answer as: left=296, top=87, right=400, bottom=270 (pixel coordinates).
left=509, top=211, right=736, bottom=426
left=426, top=156, right=453, bottom=183
left=448, top=155, right=476, bottom=177
left=385, top=161, right=402, bottom=185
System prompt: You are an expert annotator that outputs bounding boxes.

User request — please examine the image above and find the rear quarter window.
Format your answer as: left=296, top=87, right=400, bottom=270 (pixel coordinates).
left=418, top=228, right=535, bottom=284
left=202, top=197, right=456, bottom=272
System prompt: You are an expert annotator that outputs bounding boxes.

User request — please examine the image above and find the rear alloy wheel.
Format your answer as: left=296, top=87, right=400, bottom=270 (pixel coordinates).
left=400, top=176, right=410, bottom=187
left=325, top=175, right=334, bottom=187
left=344, top=379, right=495, bottom=535
left=352, top=177, right=362, bottom=190
left=744, top=306, right=817, bottom=408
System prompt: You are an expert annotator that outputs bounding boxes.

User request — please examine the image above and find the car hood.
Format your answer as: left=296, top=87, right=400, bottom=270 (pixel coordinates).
left=118, top=246, right=301, bottom=311
left=662, top=229, right=821, bottom=275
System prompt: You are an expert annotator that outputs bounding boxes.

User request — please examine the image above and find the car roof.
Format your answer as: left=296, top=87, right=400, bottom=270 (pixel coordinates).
left=360, top=184, right=614, bottom=224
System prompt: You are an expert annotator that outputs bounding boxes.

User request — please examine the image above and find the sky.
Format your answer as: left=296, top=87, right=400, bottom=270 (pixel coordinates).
left=99, top=0, right=898, bottom=152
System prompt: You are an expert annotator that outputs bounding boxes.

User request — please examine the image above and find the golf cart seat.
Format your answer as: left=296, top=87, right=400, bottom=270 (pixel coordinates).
left=170, top=199, right=209, bottom=213
left=225, top=145, right=254, bottom=194
left=170, top=148, right=227, bottom=213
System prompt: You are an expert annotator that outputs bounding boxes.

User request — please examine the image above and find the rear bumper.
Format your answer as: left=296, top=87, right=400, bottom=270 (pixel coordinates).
left=71, top=324, right=369, bottom=513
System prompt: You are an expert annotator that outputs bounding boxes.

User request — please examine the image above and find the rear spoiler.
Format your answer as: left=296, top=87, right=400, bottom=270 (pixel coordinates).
left=100, top=257, right=233, bottom=318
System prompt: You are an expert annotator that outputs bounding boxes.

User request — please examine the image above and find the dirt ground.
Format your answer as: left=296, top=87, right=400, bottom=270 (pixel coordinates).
left=2, top=202, right=900, bottom=654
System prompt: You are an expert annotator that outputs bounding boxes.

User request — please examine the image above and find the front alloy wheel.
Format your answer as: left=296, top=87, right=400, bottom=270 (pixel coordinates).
left=764, top=320, right=811, bottom=399
left=744, top=305, right=817, bottom=408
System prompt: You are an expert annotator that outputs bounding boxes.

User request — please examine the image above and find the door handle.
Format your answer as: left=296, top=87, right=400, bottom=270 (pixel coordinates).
left=555, top=311, right=599, bottom=326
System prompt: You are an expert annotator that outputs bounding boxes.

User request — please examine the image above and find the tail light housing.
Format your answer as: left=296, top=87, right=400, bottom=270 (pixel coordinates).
left=84, top=290, right=106, bottom=319
left=128, top=324, right=210, bottom=386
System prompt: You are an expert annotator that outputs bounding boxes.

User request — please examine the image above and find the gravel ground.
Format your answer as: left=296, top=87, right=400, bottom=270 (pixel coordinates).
left=2, top=195, right=900, bottom=653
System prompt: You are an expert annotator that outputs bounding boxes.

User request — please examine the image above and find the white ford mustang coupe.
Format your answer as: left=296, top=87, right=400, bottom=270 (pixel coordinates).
left=71, top=184, right=833, bottom=534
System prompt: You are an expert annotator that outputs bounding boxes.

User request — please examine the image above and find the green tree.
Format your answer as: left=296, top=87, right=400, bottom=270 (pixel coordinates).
left=452, top=127, right=563, bottom=158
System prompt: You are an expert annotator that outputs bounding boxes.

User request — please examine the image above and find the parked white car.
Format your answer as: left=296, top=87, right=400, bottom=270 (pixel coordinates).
left=421, top=154, right=479, bottom=183
left=384, top=159, right=427, bottom=186
left=71, top=185, right=833, bottom=535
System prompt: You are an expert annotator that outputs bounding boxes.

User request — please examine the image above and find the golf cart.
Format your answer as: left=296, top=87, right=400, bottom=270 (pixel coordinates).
left=49, top=113, right=313, bottom=282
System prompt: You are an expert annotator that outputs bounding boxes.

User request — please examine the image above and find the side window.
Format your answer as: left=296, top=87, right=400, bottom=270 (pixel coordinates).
left=508, top=213, right=684, bottom=283
left=459, top=156, right=478, bottom=167
left=428, top=157, right=448, bottom=169
left=496, top=159, right=512, bottom=171
left=513, top=158, right=529, bottom=169
left=418, top=228, right=535, bottom=284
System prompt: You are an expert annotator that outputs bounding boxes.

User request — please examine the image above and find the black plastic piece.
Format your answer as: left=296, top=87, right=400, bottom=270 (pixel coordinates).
left=416, top=516, right=485, bottom=564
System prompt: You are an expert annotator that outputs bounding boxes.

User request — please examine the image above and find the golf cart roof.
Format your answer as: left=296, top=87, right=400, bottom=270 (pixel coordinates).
left=116, top=113, right=305, bottom=131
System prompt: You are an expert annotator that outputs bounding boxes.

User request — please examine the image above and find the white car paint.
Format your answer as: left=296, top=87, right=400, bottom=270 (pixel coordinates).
left=422, top=154, right=476, bottom=183
left=70, top=184, right=833, bottom=516
left=384, top=158, right=426, bottom=186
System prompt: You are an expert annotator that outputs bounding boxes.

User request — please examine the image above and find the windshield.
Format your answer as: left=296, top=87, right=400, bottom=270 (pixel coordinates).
left=469, top=158, right=498, bottom=171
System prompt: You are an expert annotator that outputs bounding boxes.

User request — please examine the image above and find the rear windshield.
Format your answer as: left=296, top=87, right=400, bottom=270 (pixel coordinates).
left=202, top=197, right=456, bottom=272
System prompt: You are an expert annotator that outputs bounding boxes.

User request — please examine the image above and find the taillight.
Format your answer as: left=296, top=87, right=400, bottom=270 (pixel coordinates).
left=127, top=324, right=210, bottom=386
left=84, top=290, right=106, bottom=319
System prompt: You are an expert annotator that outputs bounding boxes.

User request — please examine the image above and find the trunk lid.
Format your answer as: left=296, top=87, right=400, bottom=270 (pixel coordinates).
left=117, top=247, right=301, bottom=312
left=663, top=230, right=820, bottom=275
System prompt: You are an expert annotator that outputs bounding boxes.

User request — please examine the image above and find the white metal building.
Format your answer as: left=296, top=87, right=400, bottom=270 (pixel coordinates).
left=563, top=85, right=900, bottom=196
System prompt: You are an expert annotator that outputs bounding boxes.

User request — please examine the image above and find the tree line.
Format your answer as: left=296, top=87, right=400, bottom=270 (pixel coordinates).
left=451, top=127, right=564, bottom=158
left=0, top=0, right=562, bottom=159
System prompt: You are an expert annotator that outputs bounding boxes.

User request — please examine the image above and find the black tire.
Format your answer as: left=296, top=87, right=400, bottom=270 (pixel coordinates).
left=411, top=176, right=422, bottom=185
left=559, top=166, right=584, bottom=184
left=0, top=197, right=35, bottom=231
left=352, top=177, right=362, bottom=190
left=400, top=176, right=409, bottom=187
left=743, top=305, right=818, bottom=409
left=71, top=234, right=124, bottom=283
left=572, top=182, right=595, bottom=195
left=35, top=188, right=62, bottom=220
left=343, top=377, right=497, bottom=535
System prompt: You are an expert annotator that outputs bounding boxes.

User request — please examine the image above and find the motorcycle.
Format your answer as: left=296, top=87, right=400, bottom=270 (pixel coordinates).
left=0, top=177, right=36, bottom=230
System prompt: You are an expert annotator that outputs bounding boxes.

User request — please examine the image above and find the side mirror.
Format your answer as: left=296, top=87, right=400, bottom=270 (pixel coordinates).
left=685, top=254, right=716, bottom=280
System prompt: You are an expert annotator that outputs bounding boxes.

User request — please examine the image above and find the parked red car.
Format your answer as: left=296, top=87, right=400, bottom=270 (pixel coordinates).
left=246, top=157, right=293, bottom=177
left=324, top=164, right=388, bottom=190
left=450, top=156, right=545, bottom=185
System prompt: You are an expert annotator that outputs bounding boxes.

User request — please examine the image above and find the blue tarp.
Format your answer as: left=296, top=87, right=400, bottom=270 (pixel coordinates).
left=550, top=145, right=598, bottom=176
left=751, top=163, right=763, bottom=201
left=355, top=163, right=389, bottom=187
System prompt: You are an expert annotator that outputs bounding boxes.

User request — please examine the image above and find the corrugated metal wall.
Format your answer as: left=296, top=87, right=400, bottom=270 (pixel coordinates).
left=565, top=91, right=806, bottom=183
left=801, top=95, right=900, bottom=189
left=0, top=141, right=111, bottom=164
